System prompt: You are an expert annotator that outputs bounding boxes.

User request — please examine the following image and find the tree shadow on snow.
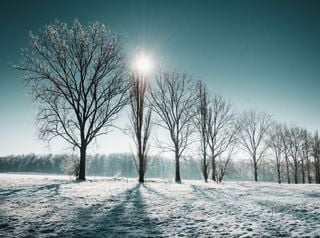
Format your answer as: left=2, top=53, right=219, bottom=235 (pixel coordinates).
left=31, top=183, right=62, bottom=196
left=142, top=184, right=169, bottom=199
left=69, top=184, right=163, bottom=237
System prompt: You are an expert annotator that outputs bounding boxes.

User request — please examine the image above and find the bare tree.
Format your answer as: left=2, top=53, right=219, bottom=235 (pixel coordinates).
left=195, top=81, right=210, bottom=182
left=268, top=123, right=283, bottom=184
left=62, top=153, right=80, bottom=178
left=149, top=71, right=197, bottom=183
left=301, top=129, right=312, bottom=183
left=312, top=131, right=320, bottom=183
left=238, top=110, right=272, bottom=182
left=129, top=69, right=152, bottom=183
left=207, top=95, right=237, bottom=181
left=16, top=20, right=128, bottom=180
left=280, top=124, right=292, bottom=184
left=216, top=146, right=235, bottom=182
left=287, top=126, right=302, bottom=184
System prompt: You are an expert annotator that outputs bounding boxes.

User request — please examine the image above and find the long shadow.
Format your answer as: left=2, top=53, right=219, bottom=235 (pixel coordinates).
left=65, top=184, right=163, bottom=237
left=0, top=188, right=24, bottom=197
left=142, top=184, right=169, bottom=200
left=257, top=200, right=320, bottom=224
left=1, top=180, right=74, bottom=200
left=190, top=185, right=216, bottom=200
left=31, top=183, right=62, bottom=196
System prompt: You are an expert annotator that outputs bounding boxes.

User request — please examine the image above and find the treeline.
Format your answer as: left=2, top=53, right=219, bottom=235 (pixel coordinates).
left=0, top=153, right=307, bottom=183
left=0, top=154, right=201, bottom=180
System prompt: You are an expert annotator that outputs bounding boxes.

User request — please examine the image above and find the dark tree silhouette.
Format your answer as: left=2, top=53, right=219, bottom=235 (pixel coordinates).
left=301, top=129, right=312, bottom=183
left=207, top=95, right=237, bottom=181
left=287, top=126, right=302, bottom=184
left=279, top=124, right=292, bottom=184
left=268, top=123, right=283, bottom=184
left=195, top=81, right=210, bottom=182
left=149, top=71, right=197, bottom=183
left=239, top=110, right=272, bottom=182
left=129, top=66, right=152, bottom=183
left=16, top=20, right=129, bottom=180
left=312, top=131, right=320, bottom=183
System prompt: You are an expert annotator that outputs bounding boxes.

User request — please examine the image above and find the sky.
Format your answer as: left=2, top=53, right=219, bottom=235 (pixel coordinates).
left=0, top=0, right=319, bottom=156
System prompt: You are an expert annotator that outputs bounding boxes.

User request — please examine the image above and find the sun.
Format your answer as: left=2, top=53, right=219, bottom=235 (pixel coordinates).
left=133, top=51, right=153, bottom=74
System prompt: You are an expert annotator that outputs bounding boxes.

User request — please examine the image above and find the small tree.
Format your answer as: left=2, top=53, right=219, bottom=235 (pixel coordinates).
left=238, top=110, right=272, bottom=182
left=149, top=71, right=197, bottom=183
left=16, top=20, right=128, bottom=180
left=216, top=147, right=235, bottom=182
left=62, top=153, right=80, bottom=178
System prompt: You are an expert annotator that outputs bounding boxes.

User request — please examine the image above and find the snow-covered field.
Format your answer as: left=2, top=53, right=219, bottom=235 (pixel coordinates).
left=1, top=174, right=320, bottom=237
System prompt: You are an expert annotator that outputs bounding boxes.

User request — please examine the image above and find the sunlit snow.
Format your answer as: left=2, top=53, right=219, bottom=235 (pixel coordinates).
left=1, top=173, right=320, bottom=237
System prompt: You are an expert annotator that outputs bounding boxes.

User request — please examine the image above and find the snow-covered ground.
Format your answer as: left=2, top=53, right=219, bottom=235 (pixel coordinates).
left=1, top=174, right=320, bottom=237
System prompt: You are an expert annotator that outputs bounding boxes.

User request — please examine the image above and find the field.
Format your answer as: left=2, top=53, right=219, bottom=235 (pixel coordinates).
left=1, top=173, right=320, bottom=237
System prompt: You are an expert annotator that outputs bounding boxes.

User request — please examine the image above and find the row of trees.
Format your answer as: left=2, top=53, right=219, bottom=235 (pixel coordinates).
left=16, top=20, right=320, bottom=183
left=268, top=125, right=320, bottom=184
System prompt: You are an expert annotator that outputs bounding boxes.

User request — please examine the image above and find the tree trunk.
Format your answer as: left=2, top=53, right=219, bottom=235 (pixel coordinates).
left=306, top=159, right=312, bottom=184
left=211, top=155, right=216, bottom=181
left=301, top=160, right=305, bottom=184
left=78, top=144, right=86, bottom=180
left=315, top=156, right=320, bottom=184
left=253, top=160, right=258, bottom=182
left=294, top=160, right=298, bottom=184
left=175, top=150, right=181, bottom=183
left=203, top=161, right=208, bottom=183
left=138, top=154, right=144, bottom=183
left=285, top=155, right=290, bottom=184
left=277, top=162, right=281, bottom=184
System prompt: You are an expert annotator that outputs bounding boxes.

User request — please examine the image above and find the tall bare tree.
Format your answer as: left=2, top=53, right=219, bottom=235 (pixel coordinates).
left=301, top=129, right=312, bottom=183
left=16, top=20, right=128, bottom=180
left=129, top=70, right=152, bottom=183
left=280, top=124, right=292, bottom=184
left=268, top=123, right=283, bottom=184
left=238, top=110, right=272, bottom=182
left=195, top=81, right=210, bottom=182
left=312, top=131, right=320, bottom=183
left=287, top=126, right=302, bottom=184
left=149, top=71, right=197, bottom=183
left=207, top=95, right=238, bottom=181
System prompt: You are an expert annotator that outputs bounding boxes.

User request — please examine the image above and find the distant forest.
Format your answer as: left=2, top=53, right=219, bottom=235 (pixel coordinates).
left=0, top=153, right=290, bottom=182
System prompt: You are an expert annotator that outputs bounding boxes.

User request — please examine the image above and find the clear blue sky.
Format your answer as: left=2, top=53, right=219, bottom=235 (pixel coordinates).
left=0, top=0, right=319, bottom=155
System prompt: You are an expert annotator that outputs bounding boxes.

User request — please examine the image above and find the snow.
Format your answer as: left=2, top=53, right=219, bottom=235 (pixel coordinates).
left=1, top=173, right=320, bottom=237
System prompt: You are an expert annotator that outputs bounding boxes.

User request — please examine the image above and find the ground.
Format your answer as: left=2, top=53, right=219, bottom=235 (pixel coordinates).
left=0, top=174, right=320, bottom=237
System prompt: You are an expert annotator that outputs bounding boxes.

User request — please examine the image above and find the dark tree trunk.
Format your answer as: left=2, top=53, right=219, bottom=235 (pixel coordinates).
left=285, top=155, right=291, bottom=184
left=203, top=161, right=208, bottom=183
left=307, top=174, right=312, bottom=184
left=175, top=150, right=181, bottom=183
left=294, top=160, right=298, bottom=184
left=78, top=144, right=86, bottom=180
left=277, top=162, right=281, bottom=184
left=301, top=160, right=305, bottom=184
left=138, top=154, right=145, bottom=183
left=307, top=159, right=312, bottom=184
left=315, top=157, right=320, bottom=184
left=253, top=160, right=258, bottom=182
left=211, top=155, right=216, bottom=181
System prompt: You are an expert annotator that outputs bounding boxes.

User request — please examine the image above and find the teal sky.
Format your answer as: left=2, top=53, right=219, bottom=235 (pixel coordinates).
left=0, top=0, right=319, bottom=156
